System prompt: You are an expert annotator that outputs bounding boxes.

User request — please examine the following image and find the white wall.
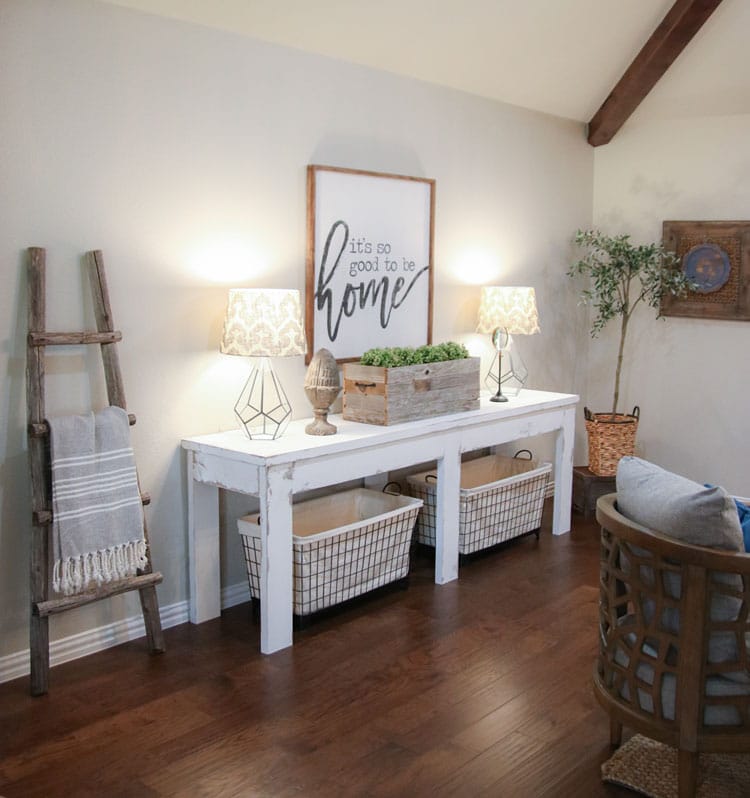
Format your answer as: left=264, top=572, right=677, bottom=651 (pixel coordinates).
left=592, top=114, right=750, bottom=494
left=0, top=0, right=592, bottom=666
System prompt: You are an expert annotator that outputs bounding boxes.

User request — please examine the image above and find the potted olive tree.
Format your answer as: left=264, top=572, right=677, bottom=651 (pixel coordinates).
left=568, top=229, right=692, bottom=475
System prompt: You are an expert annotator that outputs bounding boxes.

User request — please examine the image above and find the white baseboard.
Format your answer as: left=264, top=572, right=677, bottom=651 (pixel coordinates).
left=221, top=580, right=251, bottom=609
left=0, top=581, right=251, bottom=685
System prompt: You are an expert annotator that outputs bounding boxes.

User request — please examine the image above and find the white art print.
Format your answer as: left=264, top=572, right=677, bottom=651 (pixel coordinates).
left=306, top=165, right=435, bottom=362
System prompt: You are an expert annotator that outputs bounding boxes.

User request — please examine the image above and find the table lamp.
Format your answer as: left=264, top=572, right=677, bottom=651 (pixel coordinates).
left=476, top=286, right=540, bottom=402
left=220, top=288, right=306, bottom=439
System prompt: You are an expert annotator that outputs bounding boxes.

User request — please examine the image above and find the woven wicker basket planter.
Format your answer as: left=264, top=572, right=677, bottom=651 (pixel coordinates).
left=584, top=406, right=639, bottom=477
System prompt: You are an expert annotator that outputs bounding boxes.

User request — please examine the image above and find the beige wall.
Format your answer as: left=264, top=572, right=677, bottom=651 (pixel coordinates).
left=0, top=0, right=592, bottom=668
left=591, top=114, right=750, bottom=494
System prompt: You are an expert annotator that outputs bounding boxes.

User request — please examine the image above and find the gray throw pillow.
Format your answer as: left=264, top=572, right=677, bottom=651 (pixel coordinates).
left=616, top=456, right=743, bottom=551
left=615, top=457, right=748, bottom=682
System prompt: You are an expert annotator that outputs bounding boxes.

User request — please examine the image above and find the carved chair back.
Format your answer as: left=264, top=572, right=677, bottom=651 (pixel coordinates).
left=594, top=494, right=750, bottom=758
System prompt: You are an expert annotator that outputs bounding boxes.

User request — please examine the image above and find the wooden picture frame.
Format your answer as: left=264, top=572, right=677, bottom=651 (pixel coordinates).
left=661, top=220, right=750, bottom=321
left=305, top=165, right=435, bottom=363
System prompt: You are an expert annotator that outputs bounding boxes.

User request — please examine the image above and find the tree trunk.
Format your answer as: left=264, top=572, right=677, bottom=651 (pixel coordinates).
left=612, top=313, right=630, bottom=417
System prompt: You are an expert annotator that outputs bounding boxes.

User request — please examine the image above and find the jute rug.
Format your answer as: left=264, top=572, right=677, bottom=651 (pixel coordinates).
left=601, top=734, right=750, bottom=798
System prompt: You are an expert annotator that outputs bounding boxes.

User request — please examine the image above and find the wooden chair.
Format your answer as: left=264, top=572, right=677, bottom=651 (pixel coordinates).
left=594, top=493, right=750, bottom=797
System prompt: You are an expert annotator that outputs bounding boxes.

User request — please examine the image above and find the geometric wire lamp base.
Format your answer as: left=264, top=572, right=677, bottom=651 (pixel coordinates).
left=484, top=341, right=529, bottom=400
left=235, top=357, right=292, bottom=440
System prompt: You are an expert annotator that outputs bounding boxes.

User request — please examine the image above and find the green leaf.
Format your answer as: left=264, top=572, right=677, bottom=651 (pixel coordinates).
left=360, top=342, right=469, bottom=367
left=568, top=228, right=694, bottom=413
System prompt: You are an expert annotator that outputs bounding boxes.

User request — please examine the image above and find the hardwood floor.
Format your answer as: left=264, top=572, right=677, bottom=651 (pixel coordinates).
left=0, top=508, right=634, bottom=797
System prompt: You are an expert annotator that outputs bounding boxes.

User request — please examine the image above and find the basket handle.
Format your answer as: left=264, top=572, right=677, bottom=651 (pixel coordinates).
left=513, top=449, right=533, bottom=460
left=425, top=473, right=438, bottom=484
left=585, top=406, right=640, bottom=421
left=382, top=481, right=402, bottom=495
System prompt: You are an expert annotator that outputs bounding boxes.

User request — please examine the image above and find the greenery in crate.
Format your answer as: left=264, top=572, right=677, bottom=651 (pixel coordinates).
left=360, top=342, right=470, bottom=367
left=567, top=229, right=693, bottom=418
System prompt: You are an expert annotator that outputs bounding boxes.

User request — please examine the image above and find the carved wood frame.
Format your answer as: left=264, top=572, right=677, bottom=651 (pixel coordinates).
left=661, top=220, right=750, bottom=321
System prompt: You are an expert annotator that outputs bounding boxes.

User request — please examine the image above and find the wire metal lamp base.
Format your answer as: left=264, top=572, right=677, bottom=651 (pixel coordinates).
left=235, top=357, right=292, bottom=440
left=485, top=344, right=529, bottom=400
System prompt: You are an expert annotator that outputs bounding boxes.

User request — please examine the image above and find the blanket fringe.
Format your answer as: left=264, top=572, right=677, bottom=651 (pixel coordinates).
left=52, top=539, right=148, bottom=596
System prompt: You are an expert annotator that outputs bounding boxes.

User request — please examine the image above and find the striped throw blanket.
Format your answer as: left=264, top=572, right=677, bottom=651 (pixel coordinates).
left=49, top=406, right=147, bottom=596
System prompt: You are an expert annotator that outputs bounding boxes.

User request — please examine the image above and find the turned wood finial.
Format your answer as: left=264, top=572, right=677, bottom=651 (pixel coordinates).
left=304, top=348, right=341, bottom=435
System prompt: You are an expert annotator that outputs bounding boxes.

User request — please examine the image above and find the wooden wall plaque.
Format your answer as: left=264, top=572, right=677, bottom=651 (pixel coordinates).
left=661, top=220, right=750, bottom=321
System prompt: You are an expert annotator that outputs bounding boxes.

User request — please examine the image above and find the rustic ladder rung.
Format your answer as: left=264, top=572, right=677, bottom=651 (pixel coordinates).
left=26, top=247, right=165, bottom=696
left=28, top=330, right=122, bottom=346
left=34, top=572, right=164, bottom=618
left=28, top=413, right=136, bottom=438
left=33, top=491, right=152, bottom=526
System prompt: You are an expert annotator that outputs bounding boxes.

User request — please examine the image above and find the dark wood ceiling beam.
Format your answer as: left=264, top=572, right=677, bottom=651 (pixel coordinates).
left=587, top=0, right=724, bottom=146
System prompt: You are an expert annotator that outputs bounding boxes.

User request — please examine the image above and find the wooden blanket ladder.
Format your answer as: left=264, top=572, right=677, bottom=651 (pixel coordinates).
left=27, top=247, right=165, bottom=696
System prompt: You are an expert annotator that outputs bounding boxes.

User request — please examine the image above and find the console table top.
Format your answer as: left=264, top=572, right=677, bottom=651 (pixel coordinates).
left=182, top=389, right=579, bottom=465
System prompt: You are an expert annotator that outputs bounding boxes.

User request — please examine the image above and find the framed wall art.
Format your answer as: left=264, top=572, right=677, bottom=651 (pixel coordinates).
left=661, top=220, right=750, bottom=321
left=305, top=165, right=435, bottom=362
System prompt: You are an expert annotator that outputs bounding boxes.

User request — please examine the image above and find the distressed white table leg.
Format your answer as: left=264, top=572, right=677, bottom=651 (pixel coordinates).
left=259, top=465, right=294, bottom=654
left=552, top=405, right=576, bottom=536
left=187, top=450, right=221, bottom=624
left=434, top=443, right=461, bottom=584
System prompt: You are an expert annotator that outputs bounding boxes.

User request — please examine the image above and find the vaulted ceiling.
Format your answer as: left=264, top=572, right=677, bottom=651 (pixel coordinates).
left=101, top=0, right=750, bottom=142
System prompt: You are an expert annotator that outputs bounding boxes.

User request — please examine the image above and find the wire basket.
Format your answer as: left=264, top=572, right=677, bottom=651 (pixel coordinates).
left=584, top=406, right=639, bottom=477
left=238, top=488, right=422, bottom=616
left=406, top=451, right=551, bottom=555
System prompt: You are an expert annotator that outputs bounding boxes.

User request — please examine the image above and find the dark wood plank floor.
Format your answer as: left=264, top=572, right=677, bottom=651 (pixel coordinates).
left=0, top=508, right=634, bottom=797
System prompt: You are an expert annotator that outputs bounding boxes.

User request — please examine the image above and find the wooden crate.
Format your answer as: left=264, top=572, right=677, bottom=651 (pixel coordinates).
left=572, top=465, right=615, bottom=519
left=342, top=357, right=480, bottom=425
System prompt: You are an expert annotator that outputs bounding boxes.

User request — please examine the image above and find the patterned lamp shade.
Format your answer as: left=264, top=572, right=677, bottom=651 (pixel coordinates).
left=220, top=288, right=306, bottom=357
left=476, top=286, right=540, bottom=336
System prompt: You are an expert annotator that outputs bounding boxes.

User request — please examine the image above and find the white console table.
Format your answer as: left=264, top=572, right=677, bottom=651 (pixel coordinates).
left=182, top=389, right=578, bottom=654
